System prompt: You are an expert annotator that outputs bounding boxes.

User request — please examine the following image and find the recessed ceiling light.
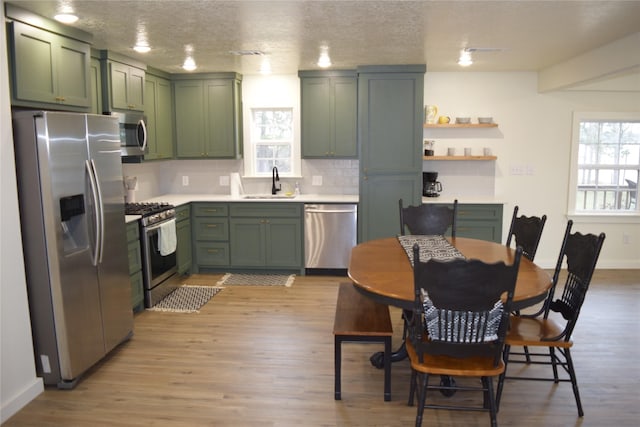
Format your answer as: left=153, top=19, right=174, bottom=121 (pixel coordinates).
left=317, top=46, right=331, bottom=68
left=54, top=13, right=78, bottom=24
left=458, top=49, right=473, bottom=67
left=133, top=44, right=151, bottom=53
left=183, top=57, right=197, bottom=71
left=259, top=57, right=272, bottom=75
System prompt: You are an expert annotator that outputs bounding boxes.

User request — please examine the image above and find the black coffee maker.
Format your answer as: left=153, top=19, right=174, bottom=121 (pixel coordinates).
left=423, top=171, right=443, bottom=197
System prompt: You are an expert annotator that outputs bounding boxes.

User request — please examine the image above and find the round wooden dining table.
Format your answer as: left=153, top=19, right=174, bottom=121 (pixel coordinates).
left=348, top=236, right=552, bottom=311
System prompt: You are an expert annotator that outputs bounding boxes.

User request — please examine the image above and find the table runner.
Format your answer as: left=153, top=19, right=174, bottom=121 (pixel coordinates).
left=397, top=235, right=465, bottom=266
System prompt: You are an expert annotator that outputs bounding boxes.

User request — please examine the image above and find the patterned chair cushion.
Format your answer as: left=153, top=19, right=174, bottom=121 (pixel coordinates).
left=421, top=289, right=503, bottom=342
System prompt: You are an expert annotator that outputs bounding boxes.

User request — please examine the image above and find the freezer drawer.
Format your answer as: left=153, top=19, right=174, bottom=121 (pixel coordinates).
left=304, top=204, right=357, bottom=269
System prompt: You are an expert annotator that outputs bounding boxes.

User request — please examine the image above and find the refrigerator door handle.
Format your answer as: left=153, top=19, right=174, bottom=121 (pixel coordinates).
left=86, top=160, right=104, bottom=265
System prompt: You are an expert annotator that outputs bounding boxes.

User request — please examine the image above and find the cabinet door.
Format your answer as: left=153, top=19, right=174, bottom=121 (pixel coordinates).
left=204, top=79, right=236, bottom=157
left=57, top=39, right=90, bottom=107
left=128, top=66, right=145, bottom=110
left=176, top=218, right=192, bottom=274
left=108, top=61, right=130, bottom=110
left=332, top=77, right=358, bottom=157
left=265, top=218, right=302, bottom=267
left=144, top=75, right=173, bottom=160
left=155, top=78, right=174, bottom=158
left=301, top=77, right=332, bottom=157
left=358, top=67, right=425, bottom=241
left=174, top=80, right=205, bottom=157
left=229, top=218, right=265, bottom=266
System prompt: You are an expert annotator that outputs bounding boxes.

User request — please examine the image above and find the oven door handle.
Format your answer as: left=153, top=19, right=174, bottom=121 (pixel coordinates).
left=144, top=218, right=173, bottom=233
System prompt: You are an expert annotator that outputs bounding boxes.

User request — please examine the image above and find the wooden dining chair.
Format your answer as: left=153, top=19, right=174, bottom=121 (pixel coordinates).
left=406, top=243, right=523, bottom=427
left=496, top=220, right=606, bottom=417
left=399, top=199, right=458, bottom=237
left=505, top=205, right=547, bottom=261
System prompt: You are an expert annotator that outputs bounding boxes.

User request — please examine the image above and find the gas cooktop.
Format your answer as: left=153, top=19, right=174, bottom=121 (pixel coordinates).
left=125, top=202, right=174, bottom=216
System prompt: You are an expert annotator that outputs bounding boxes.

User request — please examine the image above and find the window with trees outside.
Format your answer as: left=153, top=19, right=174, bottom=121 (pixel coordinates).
left=250, top=108, right=293, bottom=175
left=569, top=112, right=639, bottom=214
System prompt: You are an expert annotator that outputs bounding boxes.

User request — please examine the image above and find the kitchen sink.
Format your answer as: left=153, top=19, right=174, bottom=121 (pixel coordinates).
left=242, top=194, right=297, bottom=199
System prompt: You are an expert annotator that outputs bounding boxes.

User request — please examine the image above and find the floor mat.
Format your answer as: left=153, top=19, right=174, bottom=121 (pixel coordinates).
left=216, top=273, right=295, bottom=287
left=147, top=285, right=222, bottom=313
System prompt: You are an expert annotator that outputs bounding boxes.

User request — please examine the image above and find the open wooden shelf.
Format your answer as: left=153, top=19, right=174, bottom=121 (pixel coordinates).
left=423, top=155, right=497, bottom=161
left=423, top=123, right=498, bottom=128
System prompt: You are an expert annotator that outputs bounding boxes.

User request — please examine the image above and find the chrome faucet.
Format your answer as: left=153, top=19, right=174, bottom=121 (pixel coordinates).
left=271, top=166, right=281, bottom=195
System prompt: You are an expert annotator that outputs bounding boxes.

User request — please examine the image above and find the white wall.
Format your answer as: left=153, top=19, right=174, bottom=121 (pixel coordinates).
left=424, top=72, right=640, bottom=268
left=1, top=0, right=44, bottom=420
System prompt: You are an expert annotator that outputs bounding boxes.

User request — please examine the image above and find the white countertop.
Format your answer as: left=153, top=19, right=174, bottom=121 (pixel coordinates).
left=140, top=193, right=360, bottom=206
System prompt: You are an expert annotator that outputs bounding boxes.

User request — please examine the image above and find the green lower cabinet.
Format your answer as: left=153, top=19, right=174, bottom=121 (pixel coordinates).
left=126, top=222, right=144, bottom=312
left=229, top=218, right=302, bottom=268
left=229, top=203, right=303, bottom=270
left=438, top=203, right=503, bottom=243
left=176, top=204, right=192, bottom=275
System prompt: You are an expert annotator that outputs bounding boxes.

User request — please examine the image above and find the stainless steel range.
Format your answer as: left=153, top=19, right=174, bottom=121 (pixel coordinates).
left=125, top=202, right=178, bottom=307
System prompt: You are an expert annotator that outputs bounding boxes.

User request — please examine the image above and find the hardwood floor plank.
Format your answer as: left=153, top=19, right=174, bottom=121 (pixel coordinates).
left=4, top=270, right=639, bottom=426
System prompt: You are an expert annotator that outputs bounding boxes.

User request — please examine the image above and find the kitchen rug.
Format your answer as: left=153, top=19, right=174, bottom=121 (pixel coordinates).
left=147, top=285, right=222, bottom=313
left=216, top=273, right=295, bottom=287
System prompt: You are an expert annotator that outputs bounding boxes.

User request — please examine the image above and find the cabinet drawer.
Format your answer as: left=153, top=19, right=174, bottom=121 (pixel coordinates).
left=193, top=217, right=229, bottom=241
left=195, top=242, right=230, bottom=266
left=229, top=203, right=302, bottom=218
left=456, top=204, right=502, bottom=221
left=175, top=204, right=191, bottom=222
left=193, top=203, right=228, bottom=217
left=457, top=220, right=502, bottom=243
left=126, top=222, right=139, bottom=242
left=127, top=240, right=142, bottom=275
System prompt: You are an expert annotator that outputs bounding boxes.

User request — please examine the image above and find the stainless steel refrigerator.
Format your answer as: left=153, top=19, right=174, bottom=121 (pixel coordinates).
left=12, top=110, right=133, bottom=388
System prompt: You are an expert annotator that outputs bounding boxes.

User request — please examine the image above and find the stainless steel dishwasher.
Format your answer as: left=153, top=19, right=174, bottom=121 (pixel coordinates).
left=304, top=204, right=358, bottom=271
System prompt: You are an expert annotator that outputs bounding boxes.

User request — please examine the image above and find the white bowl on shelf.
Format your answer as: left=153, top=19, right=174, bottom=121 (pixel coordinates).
left=477, top=117, right=493, bottom=124
left=455, top=117, right=471, bottom=124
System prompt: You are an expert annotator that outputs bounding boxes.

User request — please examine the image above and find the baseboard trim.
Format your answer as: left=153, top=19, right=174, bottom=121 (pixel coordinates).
left=1, top=377, right=43, bottom=423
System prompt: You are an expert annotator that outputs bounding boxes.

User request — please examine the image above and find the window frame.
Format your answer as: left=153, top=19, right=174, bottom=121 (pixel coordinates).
left=568, top=111, right=640, bottom=222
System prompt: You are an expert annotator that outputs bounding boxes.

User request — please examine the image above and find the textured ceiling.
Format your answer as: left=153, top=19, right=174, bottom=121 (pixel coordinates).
left=9, top=0, right=640, bottom=75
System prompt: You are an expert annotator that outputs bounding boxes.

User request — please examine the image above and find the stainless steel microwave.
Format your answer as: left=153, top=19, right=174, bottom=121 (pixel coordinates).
left=107, top=112, right=147, bottom=160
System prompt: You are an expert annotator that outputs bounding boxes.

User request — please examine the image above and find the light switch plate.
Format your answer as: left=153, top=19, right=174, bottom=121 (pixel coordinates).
left=182, top=175, right=189, bottom=186
left=312, top=175, right=323, bottom=186
left=220, top=175, right=230, bottom=186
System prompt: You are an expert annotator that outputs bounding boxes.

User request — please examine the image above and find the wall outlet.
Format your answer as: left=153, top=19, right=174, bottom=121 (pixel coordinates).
left=312, top=175, right=323, bottom=186
left=622, top=234, right=630, bottom=244
left=182, top=175, right=189, bottom=186
left=220, top=175, right=230, bottom=186
left=510, top=164, right=524, bottom=175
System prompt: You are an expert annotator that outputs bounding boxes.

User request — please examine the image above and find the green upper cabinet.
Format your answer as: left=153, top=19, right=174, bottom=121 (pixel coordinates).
left=7, top=20, right=91, bottom=110
left=173, top=73, right=242, bottom=159
left=358, top=65, right=426, bottom=242
left=299, top=70, right=357, bottom=158
left=145, top=68, right=174, bottom=160
left=99, top=50, right=146, bottom=112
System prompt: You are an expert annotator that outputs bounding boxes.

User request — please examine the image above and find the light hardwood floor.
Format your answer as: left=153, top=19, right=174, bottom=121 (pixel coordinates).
left=5, top=270, right=639, bottom=426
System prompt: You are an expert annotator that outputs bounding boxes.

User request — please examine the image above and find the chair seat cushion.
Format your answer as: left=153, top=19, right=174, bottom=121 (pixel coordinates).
left=406, top=338, right=505, bottom=377
left=422, top=289, right=503, bottom=342
left=506, top=316, right=573, bottom=348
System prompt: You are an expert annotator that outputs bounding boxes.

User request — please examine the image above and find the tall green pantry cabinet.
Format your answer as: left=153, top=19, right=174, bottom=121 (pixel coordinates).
left=357, top=65, right=426, bottom=242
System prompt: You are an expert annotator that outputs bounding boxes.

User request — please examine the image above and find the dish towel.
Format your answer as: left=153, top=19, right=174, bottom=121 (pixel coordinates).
left=158, top=218, right=177, bottom=256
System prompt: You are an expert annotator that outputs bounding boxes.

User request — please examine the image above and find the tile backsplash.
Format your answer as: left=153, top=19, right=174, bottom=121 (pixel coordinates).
left=122, top=158, right=359, bottom=201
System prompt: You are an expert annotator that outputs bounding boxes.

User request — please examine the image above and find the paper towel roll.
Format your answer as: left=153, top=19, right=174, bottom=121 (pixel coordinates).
left=230, top=173, right=243, bottom=198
